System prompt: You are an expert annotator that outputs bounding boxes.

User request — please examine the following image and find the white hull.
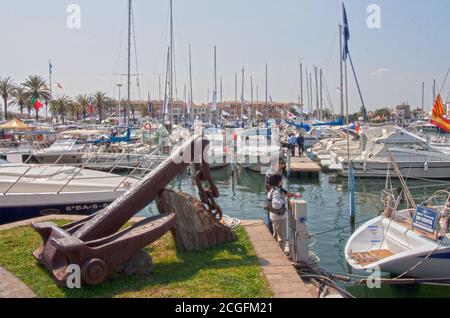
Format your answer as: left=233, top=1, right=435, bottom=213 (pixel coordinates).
left=345, top=216, right=450, bottom=278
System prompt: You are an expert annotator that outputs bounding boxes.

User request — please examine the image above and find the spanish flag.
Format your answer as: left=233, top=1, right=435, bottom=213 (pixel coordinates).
left=430, top=94, right=450, bottom=132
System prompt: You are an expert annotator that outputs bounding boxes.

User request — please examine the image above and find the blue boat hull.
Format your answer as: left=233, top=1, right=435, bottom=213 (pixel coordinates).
left=0, top=201, right=111, bottom=225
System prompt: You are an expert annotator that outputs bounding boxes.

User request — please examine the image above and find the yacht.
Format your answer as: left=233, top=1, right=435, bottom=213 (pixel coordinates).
left=0, top=159, right=138, bottom=225
left=330, top=127, right=450, bottom=179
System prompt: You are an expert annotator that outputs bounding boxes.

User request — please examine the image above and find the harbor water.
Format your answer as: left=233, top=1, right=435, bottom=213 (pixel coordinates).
left=140, top=166, right=450, bottom=298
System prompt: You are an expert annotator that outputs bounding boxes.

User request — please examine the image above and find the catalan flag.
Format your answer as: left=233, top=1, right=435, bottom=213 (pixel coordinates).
left=430, top=94, right=450, bottom=132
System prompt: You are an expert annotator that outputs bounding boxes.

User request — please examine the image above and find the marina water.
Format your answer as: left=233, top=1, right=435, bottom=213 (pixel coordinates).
left=139, top=167, right=450, bottom=298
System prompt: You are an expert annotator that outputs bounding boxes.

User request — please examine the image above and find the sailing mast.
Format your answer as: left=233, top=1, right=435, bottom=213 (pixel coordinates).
left=265, top=64, right=268, bottom=120
left=241, top=67, right=245, bottom=120
left=314, top=66, right=319, bottom=121
left=213, top=46, right=218, bottom=123
left=300, top=61, right=304, bottom=113
left=320, top=68, right=323, bottom=120
left=163, top=47, right=170, bottom=123
left=339, top=24, right=345, bottom=119
left=250, top=76, right=254, bottom=123
left=188, top=43, right=193, bottom=123
left=169, top=0, right=175, bottom=126
left=127, top=0, right=132, bottom=126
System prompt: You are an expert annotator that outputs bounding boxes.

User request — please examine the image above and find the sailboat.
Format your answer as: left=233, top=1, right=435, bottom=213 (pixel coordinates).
left=345, top=155, right=450, bottom=280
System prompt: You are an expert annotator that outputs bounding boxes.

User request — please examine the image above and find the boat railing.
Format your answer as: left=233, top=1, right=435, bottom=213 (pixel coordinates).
left=0, top=152, right=166, bottom=196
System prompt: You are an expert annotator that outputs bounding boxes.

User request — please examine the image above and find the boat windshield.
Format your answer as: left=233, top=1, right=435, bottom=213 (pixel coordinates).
left=0, top=159, right=9, bottom=165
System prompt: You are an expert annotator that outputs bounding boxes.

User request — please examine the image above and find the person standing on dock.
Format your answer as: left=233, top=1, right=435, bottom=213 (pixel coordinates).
left=297, top=133, right=305, bottom=157
left=288, top=134, right=297, bottom=157
left=267, top=174, right=300, bottom=252
left=265, top=159, right=300, bottom=236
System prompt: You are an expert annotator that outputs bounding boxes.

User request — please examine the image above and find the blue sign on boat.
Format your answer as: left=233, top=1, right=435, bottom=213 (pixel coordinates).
left=413, top=205, right=439, bottom=234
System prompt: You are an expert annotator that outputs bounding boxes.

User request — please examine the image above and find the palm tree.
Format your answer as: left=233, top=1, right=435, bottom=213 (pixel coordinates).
left=93, top=91, right=107, bottom=122
left=12, top=86, right=27, bottom=115
left=0, top=77, right=15, bottom=120
left=74, top=94, right=90, bottom=120
left=50, top=95, right=71, bottom=124
left=23, top=75, right=50, bottom=120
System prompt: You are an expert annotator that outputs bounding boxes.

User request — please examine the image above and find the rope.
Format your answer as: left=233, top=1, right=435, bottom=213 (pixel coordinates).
left=310, top=216, right=375, bottom=237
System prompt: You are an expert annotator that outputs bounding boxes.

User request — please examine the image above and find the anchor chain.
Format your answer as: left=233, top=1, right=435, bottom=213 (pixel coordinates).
left=194, top=162, right=223, bottom=221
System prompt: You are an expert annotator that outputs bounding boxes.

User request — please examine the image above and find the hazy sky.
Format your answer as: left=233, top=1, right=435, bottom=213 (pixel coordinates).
left=1, top=0, right=450, bottom=113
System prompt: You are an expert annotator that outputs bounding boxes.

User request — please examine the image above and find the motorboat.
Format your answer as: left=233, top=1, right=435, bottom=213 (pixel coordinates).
left=330, top=127, right=450, bottom=179
left=31, top=139, right=85, bottom=164
left=0, top=159, right=138, bottom=225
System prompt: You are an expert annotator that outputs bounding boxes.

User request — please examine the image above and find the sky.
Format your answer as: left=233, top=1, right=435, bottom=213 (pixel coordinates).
left=1, top=0, right=450, bottom=114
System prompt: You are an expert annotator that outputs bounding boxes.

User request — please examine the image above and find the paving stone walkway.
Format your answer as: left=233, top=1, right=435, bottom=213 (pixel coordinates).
left=242, top=220, right=317, bottom=298
left=0, top=267, right=36, bottom=298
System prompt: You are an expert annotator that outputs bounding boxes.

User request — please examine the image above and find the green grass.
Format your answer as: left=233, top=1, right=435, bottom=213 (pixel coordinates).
left=0, top=222, right=272, bottom=298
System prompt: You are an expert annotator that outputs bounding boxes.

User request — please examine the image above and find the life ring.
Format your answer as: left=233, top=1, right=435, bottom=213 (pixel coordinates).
left=144, top=123, right=152, bottom=131
left=36, top=134, right=44, bottom=142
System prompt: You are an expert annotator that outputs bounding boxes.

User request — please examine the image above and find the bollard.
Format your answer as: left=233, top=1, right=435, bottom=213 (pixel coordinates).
left=288, top=199, right=310, bottom=265
left=287, top=148, right=292, bottom=177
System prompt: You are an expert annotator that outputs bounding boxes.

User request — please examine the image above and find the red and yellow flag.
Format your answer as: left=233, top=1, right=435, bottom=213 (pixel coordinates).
left=430, top=94, right=450, bottom=132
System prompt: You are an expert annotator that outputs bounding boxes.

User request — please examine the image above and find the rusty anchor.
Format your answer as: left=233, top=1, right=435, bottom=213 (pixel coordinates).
left=32, top=136, right=213, bottom=286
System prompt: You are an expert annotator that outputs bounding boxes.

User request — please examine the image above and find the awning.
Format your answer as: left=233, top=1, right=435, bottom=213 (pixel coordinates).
left=0, top=118, right=29, bottom=130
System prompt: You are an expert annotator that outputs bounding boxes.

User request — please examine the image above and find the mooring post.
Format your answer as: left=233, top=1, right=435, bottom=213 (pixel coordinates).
left=348, top=164, right=356, bottom=224
left=288, top=199, right=310, bottom=265
left=287, top=147, right=292, bottom=177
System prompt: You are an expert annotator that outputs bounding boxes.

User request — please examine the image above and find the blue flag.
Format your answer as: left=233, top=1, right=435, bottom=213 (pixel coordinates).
left=342, top=3, right=350, bottom=61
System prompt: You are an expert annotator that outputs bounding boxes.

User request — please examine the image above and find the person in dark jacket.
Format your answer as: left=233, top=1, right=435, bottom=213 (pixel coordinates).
left=297, top=133, right=305, bottom=157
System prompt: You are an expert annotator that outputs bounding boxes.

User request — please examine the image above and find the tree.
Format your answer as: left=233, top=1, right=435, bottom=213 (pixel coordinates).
left=12, top=86, right=27, bottom=115
left=74, top=94, right=89, bottom=120
left=23, top=75, right=50, bottom=120
left=0, top=77, right=15, bottom=120
left=93, top=91, right=107, bottom=122
left=50, top=95, right=71, bottom=124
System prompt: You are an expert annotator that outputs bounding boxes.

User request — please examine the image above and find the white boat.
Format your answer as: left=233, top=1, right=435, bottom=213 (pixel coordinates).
left=331, top=127, right=450, bottom=179
left=204, top=128, right=229, bottom=169
left=31, top=139, right=85, bottom=164
left=346, top=189, right=450, bottom=279
left=0, top=159, right=138, bottom=224
left=237, top=128, right=281, bottom=173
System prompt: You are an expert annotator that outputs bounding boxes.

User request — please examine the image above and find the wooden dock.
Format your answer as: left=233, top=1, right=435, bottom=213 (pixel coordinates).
left=242, top=220, right=317, bottom=298
left=287, top=156, right=321, bottom=178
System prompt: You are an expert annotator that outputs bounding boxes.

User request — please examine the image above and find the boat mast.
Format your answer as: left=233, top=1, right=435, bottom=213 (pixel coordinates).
left=213, top=46, right=217, bottom=123
left=314, top=66, right=319, bottom=121
left=188, top=43, right=193, bottom=122
left=265, top=64, right=268, bottom=120
left=421, top=81, right=425, bottom=118
left=127, top=0, right=132, bottom=126
left=300, top=61, right=304, bottom=113
left=169, top=0, right=175, bottom=126
left=339, top=24, right=345, bottom=119
left=163, top=47, right=170, bottom=123
left=320, top=69, right=323, bottom=120
left=251, top=76, right=254, bottom=123
left=241, top=67, right=245, bottom=120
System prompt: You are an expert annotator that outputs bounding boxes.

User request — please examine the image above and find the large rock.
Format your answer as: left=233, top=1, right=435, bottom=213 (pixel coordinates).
left=156, top=189, right=237, bottom=251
